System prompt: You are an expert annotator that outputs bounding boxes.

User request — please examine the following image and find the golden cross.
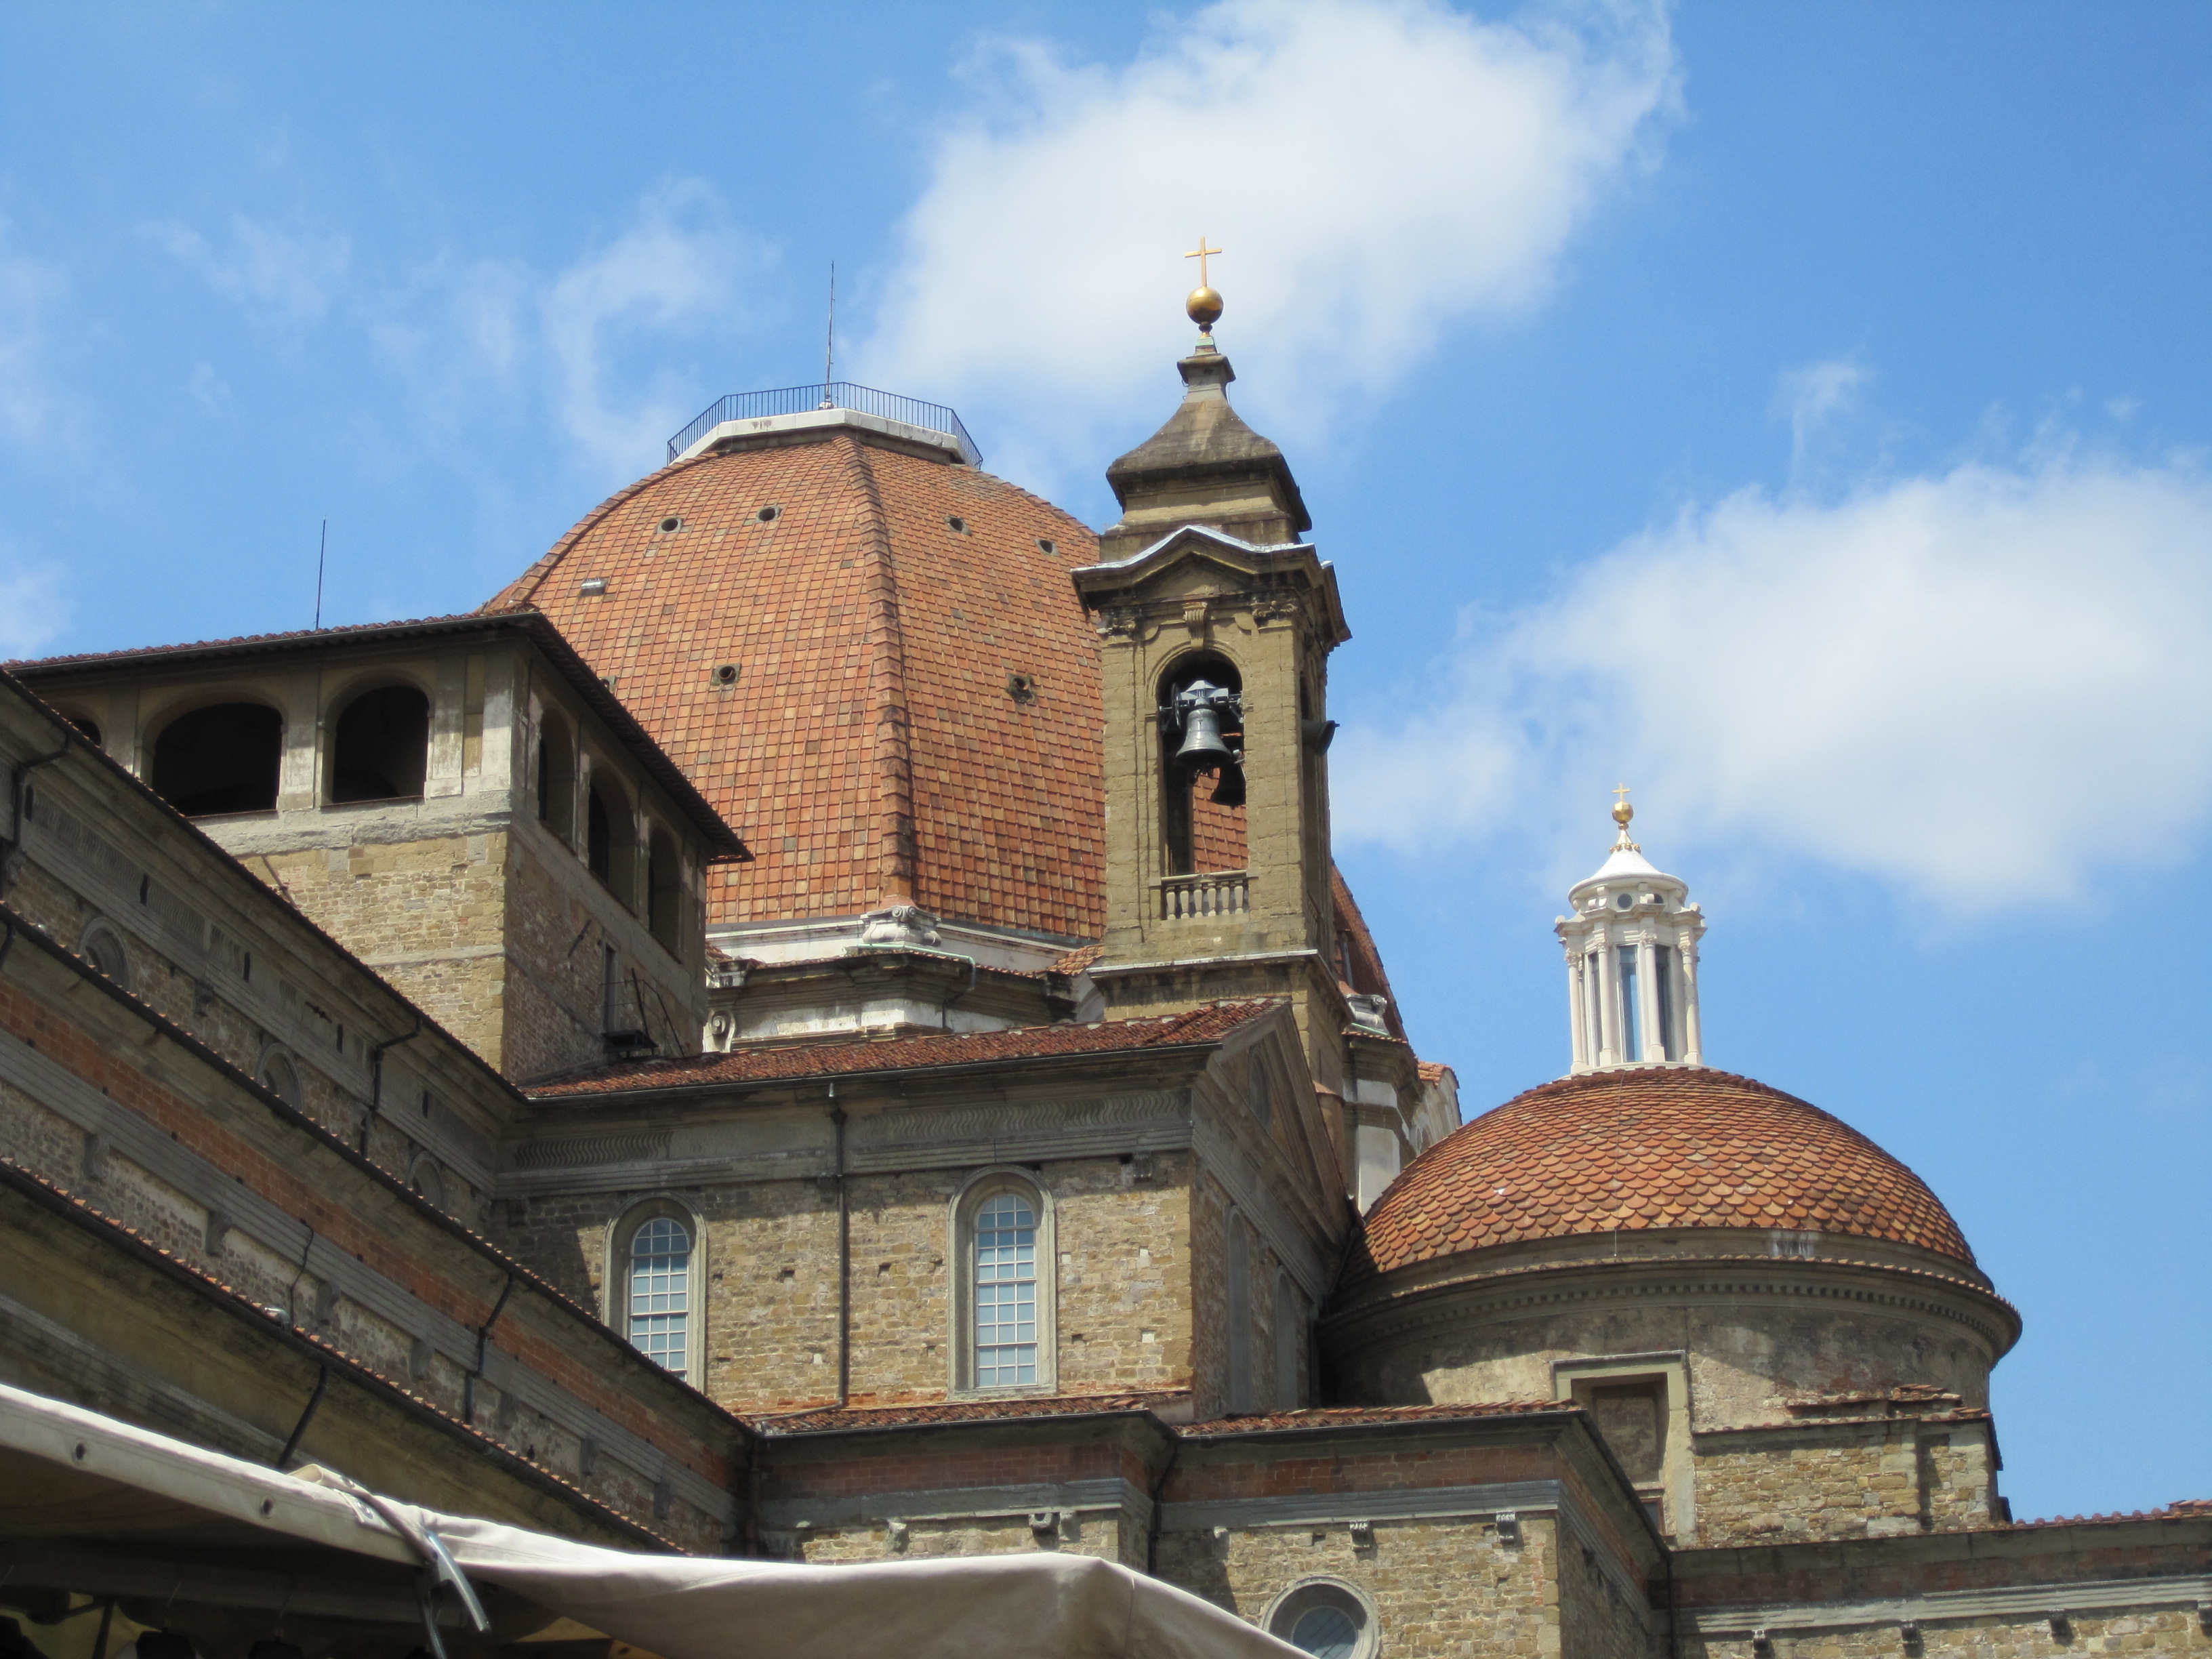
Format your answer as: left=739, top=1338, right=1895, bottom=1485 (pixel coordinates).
left=1184, top=236, right=1222, bottom=287
left=1613, top=783, right=1631, bottom=804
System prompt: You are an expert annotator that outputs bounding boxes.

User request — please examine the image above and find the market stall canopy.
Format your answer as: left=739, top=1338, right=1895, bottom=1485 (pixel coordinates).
left=0, top=1384, right=1300, bottom=1659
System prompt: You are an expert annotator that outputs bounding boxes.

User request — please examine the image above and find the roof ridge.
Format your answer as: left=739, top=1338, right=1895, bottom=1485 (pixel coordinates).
left=841, top=434, right=919, bottom=911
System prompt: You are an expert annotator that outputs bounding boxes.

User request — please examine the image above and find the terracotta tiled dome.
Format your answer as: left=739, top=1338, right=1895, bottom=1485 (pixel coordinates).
left=1358, top=1068, right=1974, bottom=1276
left=486, top=435, right=1106, bottom=938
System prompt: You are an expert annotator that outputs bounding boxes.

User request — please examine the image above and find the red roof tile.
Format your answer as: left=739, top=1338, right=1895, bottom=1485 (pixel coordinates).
left=748, top=1393, right=1185, bottom=1433
left=1179, top=1401, right=1574, bottom=1435
left=1356, top=1068, right=1975, bottom=1277
left=483, top=435, right=1107, bottom=939
left=527, top=999, right=1285, bottom=1096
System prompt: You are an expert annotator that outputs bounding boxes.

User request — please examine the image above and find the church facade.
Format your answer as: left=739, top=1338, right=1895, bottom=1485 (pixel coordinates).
left=1, top=298, right=2206, bottom=1659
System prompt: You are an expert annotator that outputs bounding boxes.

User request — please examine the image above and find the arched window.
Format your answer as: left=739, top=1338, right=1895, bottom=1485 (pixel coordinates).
left=586, top=773, right=638, bottom=907
left=1226, top=1214, right=1254, bottom=1414
left=1273, top=1275, right=1303, bottom=1410
left=256, top=1047, right=302, bottom=1106
left=408, top=1153, right=446, bottom=1212
left=1267, top=1582, right=1378, bottom=1659
left=78, top=919, right=131, bottom=991
left=951, top=1172, right=1055, bottom=1394
left=647, top=827, right=682, bottom=954
left=537, top=712, right=576, bottom=842
left=624, top=1213, right=693, bottom=1380
left=329, top=684, right=429, bottom=803
left=151, top=703, right=283, bottom=817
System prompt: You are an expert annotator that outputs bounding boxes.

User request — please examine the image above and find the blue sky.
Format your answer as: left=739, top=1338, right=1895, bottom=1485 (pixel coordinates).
left=3, top=1, right=2208, bottom=1519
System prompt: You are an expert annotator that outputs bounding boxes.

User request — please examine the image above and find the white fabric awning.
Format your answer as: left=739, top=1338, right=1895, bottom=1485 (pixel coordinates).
left=0, top=1382, right=1300, bottom=1659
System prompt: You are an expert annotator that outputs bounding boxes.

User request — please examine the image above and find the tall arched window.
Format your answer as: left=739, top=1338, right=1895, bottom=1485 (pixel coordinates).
left=537, top=712, right=577, bottom=842
left=1226, top=1214, right=1254, bottom=1413
left=587, top=773, right=638, bottom=909
left=626, top=1214, right=693, bottom=1380
left=975, top=1193, right=1038, bottom=1385
left=647, top=826, right=682, bottom=954
left=1274, top=1275, right=1303, bottom=1411
left=328, top=683, right=430, bottom=802
left=151, top=702, right=283, bottom=817
left=951, top=1172, right=1055, bottom=1394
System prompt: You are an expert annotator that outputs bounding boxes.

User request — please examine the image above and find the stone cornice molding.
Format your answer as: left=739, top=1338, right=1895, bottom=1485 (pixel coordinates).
left=1323, top=1251, right=2022, bottom=1361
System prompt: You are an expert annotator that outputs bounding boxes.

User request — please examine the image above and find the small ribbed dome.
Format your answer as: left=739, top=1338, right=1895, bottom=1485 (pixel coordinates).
left=1359, top=1068, right=1974, bottom=1276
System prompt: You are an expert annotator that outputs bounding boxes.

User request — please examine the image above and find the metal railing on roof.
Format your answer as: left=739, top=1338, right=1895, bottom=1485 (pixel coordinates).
left=667, top=382, right=982, bottom=466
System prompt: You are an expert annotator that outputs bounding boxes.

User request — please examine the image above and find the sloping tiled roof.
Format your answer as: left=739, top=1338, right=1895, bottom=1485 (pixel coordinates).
left=1356, top=1068, right=1975, bottom=1276
left=748, top=1393, right=1185, bottom=1433
left=483, top=434, right=1105, bottom=939
left=526, top=999, right=1285, bottom=1097
left=1178, top=1401, right=1574, bottom=1435
left=1331, top=865, right=1407, bottom=1041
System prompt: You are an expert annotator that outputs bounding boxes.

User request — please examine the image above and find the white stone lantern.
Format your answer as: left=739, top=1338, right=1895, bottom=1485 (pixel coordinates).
left=1555, top=796, right=1705, bottom=1074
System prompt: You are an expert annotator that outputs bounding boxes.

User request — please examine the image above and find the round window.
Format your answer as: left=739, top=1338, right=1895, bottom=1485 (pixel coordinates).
left=1612, top=891, right=1633, bottom=909
left=659, top=516, right=682, bottom=533
left=1267, top=1580, right=1376, bottom=1659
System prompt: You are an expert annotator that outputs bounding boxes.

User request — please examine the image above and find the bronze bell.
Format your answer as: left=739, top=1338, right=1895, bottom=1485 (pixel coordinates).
left=1210, top=757, right=1246, bottom=808
left=1174, top=701, right=1234, bottom=772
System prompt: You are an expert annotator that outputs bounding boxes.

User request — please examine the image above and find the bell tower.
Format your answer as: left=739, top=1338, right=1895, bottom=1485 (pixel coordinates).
left=1071, top=278, right=1352, bottom=1097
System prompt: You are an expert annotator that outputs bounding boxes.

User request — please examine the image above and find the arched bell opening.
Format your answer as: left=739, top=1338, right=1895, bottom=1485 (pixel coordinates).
left=150, top=701, right=283, bottom=817
left=1158, top=654, right=1246, bottom=876
left=328, top=683, right=430, bottom=803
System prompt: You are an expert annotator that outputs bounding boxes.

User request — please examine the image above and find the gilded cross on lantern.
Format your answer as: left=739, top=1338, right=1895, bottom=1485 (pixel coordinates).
left=1183, top=237, right=1222, bottom=287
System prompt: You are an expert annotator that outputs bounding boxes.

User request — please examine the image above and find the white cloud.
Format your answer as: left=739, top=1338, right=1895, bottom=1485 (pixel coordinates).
left=1334, top=450, right=2212, bottom=910
left=539, top=183, right=755, bottom=471
left=859, top=0, right=1675, bottom=483
left=0, top=559, right=69, bottom=657
left=152, top=216, right=351, bottom=321
left=1774, top=358, right=1868, bottom=479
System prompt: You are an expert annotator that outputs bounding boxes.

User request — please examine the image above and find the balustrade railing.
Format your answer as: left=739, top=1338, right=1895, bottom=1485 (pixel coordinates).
left=667, top=382, right=982, bottom=466
left=1158, top=871, right=1250, bottom=920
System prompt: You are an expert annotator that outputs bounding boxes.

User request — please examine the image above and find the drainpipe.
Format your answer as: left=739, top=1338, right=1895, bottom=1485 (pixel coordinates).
left=363, top=1015, right=424, bottom=1153
left=462, top=1273, right=516, bottom=1427
left=829, top=1082, right=850, bottom=1408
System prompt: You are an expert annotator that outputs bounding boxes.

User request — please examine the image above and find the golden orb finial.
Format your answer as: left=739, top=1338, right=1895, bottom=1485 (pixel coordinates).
left=1612, top=783, right=1634, bottom=829
left=1183, top=236, right=1223, bottom=335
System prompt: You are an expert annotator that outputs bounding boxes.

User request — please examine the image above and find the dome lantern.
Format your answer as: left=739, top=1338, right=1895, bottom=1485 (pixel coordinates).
left=1555, top=791, right=1704, bottom=1073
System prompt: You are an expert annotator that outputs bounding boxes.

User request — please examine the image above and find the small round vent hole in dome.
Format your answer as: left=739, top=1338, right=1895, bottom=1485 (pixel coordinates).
left=756, top=506, right=780, bottom=523
left=1037, top=537, right=1057, bottom=556
left=712, top=663, right=740, bottom=687
left=658, top=516, right=682, bottom=533
left=947, top=515, right=967, bottom=534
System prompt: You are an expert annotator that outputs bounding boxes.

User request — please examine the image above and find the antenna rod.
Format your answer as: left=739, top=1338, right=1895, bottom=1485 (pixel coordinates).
left=314, top=518, right=327, bottom=630
left=824, top=261, right=836, bottom=392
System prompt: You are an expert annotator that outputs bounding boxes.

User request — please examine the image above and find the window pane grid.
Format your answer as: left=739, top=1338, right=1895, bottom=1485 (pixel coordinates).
left=628, top=1216, right=691, bottom=1380
left=973, top=1192, right=1038, bottom=1386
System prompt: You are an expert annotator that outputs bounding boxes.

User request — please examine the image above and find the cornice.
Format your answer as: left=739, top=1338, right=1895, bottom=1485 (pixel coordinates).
left=1322, top=1250, right=2022, bottom=1360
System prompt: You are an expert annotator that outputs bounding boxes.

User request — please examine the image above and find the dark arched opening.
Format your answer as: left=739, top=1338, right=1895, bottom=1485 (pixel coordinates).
left=588, top=775, right=638, bottom=907
left=329, top=684, right=430, bottom=803
left=647, top=827, right=682, bottom=954
left=151, top=703, right=283, bottom=817
left=1158, top=654, right=1245, bottom=875
left=537, top=712, right=577, bottom=842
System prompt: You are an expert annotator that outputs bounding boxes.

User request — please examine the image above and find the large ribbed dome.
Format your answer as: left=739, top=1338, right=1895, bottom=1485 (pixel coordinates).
left=486, top=430, right=1106, bottom=939
left=1358, top=1068, right=1975, bottom=1276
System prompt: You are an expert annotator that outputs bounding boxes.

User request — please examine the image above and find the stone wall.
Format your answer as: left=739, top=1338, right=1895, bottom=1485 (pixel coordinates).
left=1158, top=1514, right=1559, bottom=1659
left=519, top=1150, right=1206, bottom=1414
